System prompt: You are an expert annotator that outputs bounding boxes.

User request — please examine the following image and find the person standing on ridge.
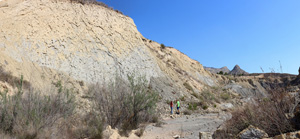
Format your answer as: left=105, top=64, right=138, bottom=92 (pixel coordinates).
left=177, top=100, right=180, bottom=114
left=170, top=100, right=173, bottom=114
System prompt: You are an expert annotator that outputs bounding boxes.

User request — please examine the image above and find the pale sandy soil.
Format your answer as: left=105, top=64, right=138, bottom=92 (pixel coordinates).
left=142, top=113, right=230, bottom=139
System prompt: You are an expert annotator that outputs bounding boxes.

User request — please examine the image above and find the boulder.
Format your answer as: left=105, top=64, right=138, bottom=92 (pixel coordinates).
left=220, top=103, right=234, bottom=110
left=272, top=130, right=300, bottom=139
left=173, top=135, right=180, bottom=139
left=199, top=132, right=212, bottom=139
left=238, top=125, right=268, bottom=139
left=102, top=125, right=123, bottom=139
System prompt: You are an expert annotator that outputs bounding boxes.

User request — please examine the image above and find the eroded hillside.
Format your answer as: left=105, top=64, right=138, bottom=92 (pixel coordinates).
left=0, top=0, right=163, bottom=84
left=1, top=0, right=297, bottom=138
left=0, top=0, right=221, bottom=100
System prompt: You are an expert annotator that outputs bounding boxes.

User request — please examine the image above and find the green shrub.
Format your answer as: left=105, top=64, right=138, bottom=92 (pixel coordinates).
left=188, top=103, right=196, bottom=111
left=125, top=74, right=159, bottom=129
left=188, top=103, right=192, bottom=110
left=262, top=97, right=270, bottom=102
left=160, top=44, right=166, bottom=49
left=202, top=105, right=208, bottom=110
left=151, top=115, right=159, bottom=123
left=89, top=74, right=159, bottom=136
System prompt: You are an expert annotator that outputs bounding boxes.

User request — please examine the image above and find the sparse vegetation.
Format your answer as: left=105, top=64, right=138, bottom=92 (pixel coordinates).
left=0, top=71, right=160, bottom=138
left=201, top=90, right=215, bottom=101
left=214, top=87, right=297, bottom=138
left=188, top=103, right=197, bottom=111
left=0, top=76, right=76, bottom=138
left=187, top=101, right=208, bottom=110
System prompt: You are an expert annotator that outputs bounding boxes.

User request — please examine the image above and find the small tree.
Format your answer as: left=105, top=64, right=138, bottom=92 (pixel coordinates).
left=89, top=74, right=159, bottom=135
left=126, top=74, right=159, bottom=129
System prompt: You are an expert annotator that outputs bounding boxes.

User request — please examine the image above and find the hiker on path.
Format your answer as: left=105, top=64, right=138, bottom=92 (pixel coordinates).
left=177, top=100, right=180, bottom=114
left=170, top=100, right=173, bottom=114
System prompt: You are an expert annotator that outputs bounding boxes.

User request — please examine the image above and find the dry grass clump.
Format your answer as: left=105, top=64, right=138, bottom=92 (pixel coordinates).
left=135, top=127, right=145, bottom=137
left=67, top=112, right=104, bottom=139
left=213, top=87, right=297, bottom=138
left=183, top=110, right=192, bottom=115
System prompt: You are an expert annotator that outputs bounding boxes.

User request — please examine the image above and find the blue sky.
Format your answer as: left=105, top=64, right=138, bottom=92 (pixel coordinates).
left=100, top=0, right=300, bottom=74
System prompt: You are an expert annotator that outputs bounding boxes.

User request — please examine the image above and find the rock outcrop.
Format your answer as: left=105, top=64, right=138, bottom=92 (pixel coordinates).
left=271, top=130, right=300, bottom=139
left=199, top=132, right=212, bottom=139
left=238, top=125, right=268, bottom=139
left=229, top=65, right=249, bottom=75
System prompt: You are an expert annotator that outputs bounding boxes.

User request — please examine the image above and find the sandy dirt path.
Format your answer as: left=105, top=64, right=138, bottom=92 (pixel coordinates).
left=142, top=113, right=230, bottom=139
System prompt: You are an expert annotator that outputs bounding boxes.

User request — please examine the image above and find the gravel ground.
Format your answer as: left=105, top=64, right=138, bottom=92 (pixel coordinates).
left=142, top=113, right=231, bottom=139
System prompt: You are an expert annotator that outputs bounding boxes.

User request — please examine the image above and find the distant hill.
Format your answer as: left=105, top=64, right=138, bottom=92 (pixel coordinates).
left=204, top=66, right=230, bottom=74
left=205, top=65, right=248, bottom=75
left=229, top=65, right=249, bottom=75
